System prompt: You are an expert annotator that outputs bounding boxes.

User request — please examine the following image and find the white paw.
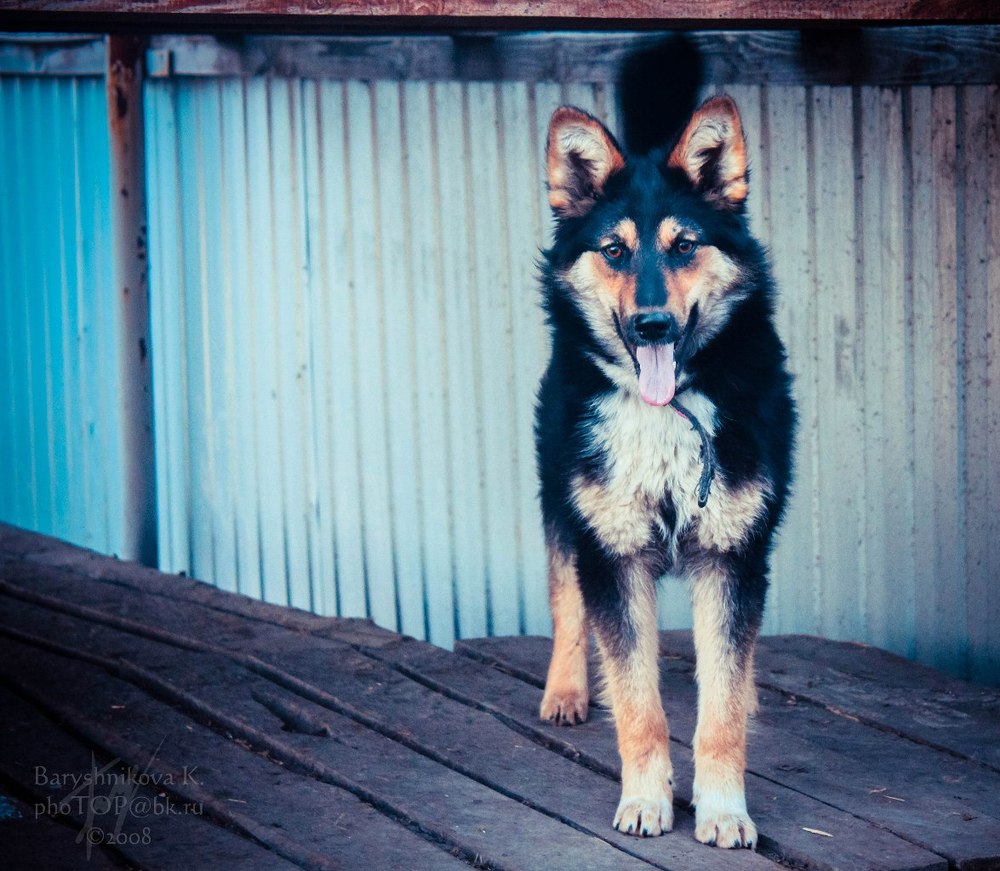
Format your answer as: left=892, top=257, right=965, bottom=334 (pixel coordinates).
left=693, top=791, right=757, bottom=848
left=539, top=687, right=589, bottom=725
left=613, top=792, right=674, bottom=837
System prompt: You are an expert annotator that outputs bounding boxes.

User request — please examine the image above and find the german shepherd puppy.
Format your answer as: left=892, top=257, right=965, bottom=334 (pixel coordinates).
left=536, top=96, right=795, bottom=849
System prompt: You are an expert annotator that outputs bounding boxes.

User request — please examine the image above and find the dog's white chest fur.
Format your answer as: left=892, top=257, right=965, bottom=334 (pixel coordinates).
left=572, top=390, right=713, bottom=556
left=572, top=389, right=767, bottom=557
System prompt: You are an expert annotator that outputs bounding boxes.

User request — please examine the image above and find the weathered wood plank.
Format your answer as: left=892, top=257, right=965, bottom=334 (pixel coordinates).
left=0, top=544, right=928, bottom=870
left=0, top=636, right=477, bottom=871
left=0, top=563, right=775, bottom=870
left=259, top=640, right=780, bottom=870
left=250, top=644, right=781, bottom=870
left=4, top=29, right=1000, bottom=85
left=0, top=800, right=130, bottom=871
left=423, top=641, right=946, bottom=871
left=982, top=82, right=1000, bottom=689
left=663, top=630, right=1000, bottom=772
left=141, top=29, right=1000, bottom=86
left=0, top=531, right=989, bottom=868
left=0, top=594, right=669, bottom=870
left=461, top=635, right=1000, bottom=869
left=749, top=634, right=1000, bottom=772
left=0, top=0, right=995, bottom=27
left=0, top=686, right=304, bottom=871
left=0, top=523, right=401, bottom=646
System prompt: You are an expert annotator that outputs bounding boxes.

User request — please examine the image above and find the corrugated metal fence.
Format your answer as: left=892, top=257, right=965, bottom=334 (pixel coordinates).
left=0, top=73, right=125, bottom=555
left=1, top=31, right=997, bottom=682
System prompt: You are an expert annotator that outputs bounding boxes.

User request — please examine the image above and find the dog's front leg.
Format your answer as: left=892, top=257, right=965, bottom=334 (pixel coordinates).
left=584, top=552, right=674, bottom=837
left=690, top=558, right=764, bottom=849
left=540, top=544, right=590, bottom=725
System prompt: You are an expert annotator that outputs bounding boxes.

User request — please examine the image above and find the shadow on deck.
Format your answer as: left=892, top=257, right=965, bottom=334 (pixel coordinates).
left=1, top=523, right=998, bottom=871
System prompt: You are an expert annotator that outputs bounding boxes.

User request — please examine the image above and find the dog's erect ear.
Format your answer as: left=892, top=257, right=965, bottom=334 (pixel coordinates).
left=668, top=95, right=748, bottom=209
left=547, top=107, right=625, bottom=218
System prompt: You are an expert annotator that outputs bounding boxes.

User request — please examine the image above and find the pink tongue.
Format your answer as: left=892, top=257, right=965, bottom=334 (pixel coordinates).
left=636, top=343, right=676, bottom=406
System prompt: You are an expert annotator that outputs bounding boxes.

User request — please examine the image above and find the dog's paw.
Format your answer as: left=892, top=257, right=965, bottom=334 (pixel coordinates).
left=539, top=688, right=588, bottom=725
left=613, top=793, right=674, bottom=837
left=694, top=809, right=757, bottom=849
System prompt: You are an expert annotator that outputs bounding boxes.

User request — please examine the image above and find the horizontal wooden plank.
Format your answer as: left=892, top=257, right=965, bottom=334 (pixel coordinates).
left=460, top=635, right=1000, bottom=870
left=1, top=28, right=998, bottom=84
left=0, top=537, right=937, bottom=871
left=655, top=631, right=1000, bottom=774
left=0, top=32, right=104, bottom=76
left=0, top=526, right=988, bottom=869
left=0, top=523, right=401, bottom=646
left=417, top=637, right=948, bottom=871
left=150, top=28, right=1000, bottom=84
left=0, top=687, right=305, bottom=871
left=0, top=565, right=776, bottom=870
left=0, top=0, right=996, bottom=27
left=755, top=635, right=1000, bottom=772
left=0, top=595, right=670, bottom=869
left=0, top=635, right=476, bottom=871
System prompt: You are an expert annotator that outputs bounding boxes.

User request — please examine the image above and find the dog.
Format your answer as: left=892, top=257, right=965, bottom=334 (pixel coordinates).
left=535, top=95, right=795, bottom=849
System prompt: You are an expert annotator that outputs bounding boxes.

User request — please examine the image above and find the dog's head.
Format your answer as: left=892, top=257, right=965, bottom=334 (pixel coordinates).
left=545, top=95, right=756, bottom=406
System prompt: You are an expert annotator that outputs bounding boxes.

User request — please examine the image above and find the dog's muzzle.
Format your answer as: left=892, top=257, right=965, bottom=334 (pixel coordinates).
left=625, top=311, right=681, bottom=407
left=629, top=311, right=681, bottom=346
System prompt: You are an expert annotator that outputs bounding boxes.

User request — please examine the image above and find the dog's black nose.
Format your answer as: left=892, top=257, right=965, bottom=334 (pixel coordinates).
left=631, top=311, right=680, bottom=345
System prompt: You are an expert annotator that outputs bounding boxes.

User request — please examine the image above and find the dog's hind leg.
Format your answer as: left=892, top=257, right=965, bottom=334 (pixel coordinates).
left=540, top=544, right=590, bottom=725
left=689, top=558, right=765, bottom=849
left=587, top=555, right=674, bottom=837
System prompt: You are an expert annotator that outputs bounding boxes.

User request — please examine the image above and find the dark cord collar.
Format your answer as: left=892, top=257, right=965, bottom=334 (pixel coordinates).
left=669, top=393, right=717, bottom=508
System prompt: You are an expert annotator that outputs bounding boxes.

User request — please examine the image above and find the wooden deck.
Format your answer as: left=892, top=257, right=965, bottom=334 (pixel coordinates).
left=1, top=524, right=998, bottom=871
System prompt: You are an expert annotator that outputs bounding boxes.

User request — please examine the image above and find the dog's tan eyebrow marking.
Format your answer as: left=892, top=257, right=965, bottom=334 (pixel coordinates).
left=656, top=219, right=681, bottom=252
left=605, top=218, right=638, bottom=250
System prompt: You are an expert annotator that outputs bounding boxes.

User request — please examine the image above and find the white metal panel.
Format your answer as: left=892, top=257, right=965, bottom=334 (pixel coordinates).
left=761, top=86, right=821, bottom=636
left=140, top=73, right=999, bottom=683
left=962, top=84, right=999, bottom=684
left=400, top=79, right=458, bottom=646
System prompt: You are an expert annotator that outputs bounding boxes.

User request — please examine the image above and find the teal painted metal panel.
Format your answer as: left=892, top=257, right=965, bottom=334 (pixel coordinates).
left=0, top=75, right=126, bottom=555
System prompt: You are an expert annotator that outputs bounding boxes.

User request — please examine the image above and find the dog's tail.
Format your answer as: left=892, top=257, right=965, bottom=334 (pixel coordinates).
left=617, top=35, right=704, bottom=156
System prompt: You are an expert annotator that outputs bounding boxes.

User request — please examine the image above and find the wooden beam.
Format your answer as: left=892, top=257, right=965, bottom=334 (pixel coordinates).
left=2, top=28, right=998, bottom=84
left=0, top=0, right=996, bottom=34
left=107, top=34, right=158, bottom=567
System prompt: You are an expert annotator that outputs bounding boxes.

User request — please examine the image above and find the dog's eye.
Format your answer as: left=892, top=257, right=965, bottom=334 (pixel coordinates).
left=676, top=239, right=697, bottom=255
left=602, top=243, right=625, bottom=261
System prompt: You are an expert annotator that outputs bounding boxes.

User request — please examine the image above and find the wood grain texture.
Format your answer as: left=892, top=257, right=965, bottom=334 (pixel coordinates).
left=0, top=686, right=305, bottom=871
left=1, top=527, right=774, bottom=871
left=456, top=635, right=954, bottom=871
left=0, top=0, right=997, bottom=25
left=12, top=29, right=994, bottom=85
